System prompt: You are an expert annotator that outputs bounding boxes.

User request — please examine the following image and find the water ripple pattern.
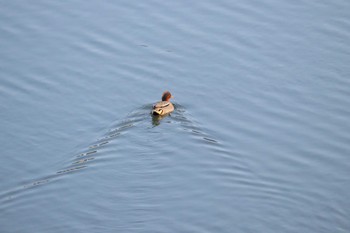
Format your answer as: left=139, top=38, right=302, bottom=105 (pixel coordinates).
left=0, top=0, right=350, bottom=232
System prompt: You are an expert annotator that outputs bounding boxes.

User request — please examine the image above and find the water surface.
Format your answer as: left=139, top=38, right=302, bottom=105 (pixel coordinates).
left=1, top=0, right=350, bottom=232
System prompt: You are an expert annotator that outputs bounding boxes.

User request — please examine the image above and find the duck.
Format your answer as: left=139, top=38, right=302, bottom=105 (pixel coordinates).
left=151, top=91, right=174, bottom=116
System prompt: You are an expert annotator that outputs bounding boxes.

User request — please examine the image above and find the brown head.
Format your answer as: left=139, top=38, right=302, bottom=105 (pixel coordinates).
left=161, top=91, right=172, bottom=101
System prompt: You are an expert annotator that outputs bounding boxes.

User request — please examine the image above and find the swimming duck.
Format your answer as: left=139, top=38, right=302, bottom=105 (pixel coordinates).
left=151, top=91, right=174, bottom=116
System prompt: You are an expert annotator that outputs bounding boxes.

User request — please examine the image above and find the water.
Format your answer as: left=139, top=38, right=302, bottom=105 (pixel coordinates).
left=1, top=0, right=350, bottom=232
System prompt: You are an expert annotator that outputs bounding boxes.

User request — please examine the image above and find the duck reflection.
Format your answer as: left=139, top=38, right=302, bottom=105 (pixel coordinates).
left=151, top=114, right=167, bottom=126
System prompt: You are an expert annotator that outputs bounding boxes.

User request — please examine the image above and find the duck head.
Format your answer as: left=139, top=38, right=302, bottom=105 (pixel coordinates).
left=161, top=91, right=173, bottom=101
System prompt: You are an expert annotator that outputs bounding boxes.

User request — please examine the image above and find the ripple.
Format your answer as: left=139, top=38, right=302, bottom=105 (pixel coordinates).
left=0, top=102, right=228, bottom=206
left=1, top=0, right=350, bottom=232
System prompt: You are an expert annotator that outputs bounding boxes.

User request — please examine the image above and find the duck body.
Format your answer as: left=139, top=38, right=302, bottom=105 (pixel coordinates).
left=152, top=101, right=174, bottom=116
left=151, top=91, right=174, bottom=116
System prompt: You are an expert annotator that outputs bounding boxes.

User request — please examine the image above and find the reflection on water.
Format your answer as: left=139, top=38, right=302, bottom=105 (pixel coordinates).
left=151, top=115, right=165, bottom=126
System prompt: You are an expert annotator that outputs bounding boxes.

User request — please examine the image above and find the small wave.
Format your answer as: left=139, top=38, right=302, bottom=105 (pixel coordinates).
left=0, top=103, right=221, bottom=205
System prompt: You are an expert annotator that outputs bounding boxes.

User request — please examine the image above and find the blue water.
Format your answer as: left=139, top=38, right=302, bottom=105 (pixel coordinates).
left=1, top=0, right=350, bottom=232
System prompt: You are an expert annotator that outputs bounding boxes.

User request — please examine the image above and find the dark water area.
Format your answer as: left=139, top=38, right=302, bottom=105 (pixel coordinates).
left=1, top=0, right=350, bottom=232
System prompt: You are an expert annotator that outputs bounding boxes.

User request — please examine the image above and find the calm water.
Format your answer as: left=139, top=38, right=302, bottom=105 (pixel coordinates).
left=1, top=0, right=350, bottom=232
